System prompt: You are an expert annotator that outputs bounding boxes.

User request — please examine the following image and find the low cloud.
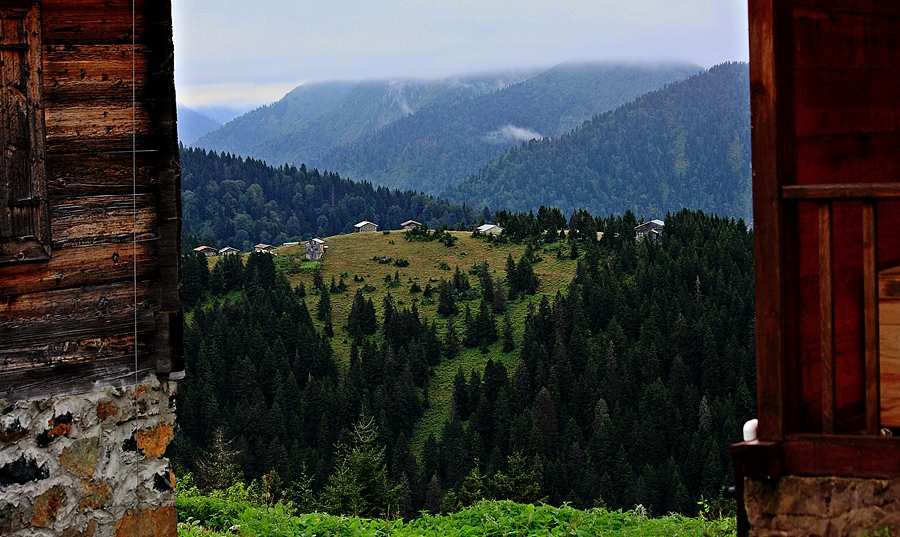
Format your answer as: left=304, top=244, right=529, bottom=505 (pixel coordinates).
left=484, top=125, right=542, bottom=144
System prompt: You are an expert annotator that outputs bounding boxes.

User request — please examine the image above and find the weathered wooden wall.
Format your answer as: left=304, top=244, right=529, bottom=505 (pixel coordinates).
left=0, top=0, right=181, bottom=401
left=752, top=0, right=900, bottom=441
left=792, top=1, right=900, bottom=435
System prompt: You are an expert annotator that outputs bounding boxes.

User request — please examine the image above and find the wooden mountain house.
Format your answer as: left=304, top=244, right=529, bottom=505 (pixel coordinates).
left=733, top=1, right=900, bottom=534
left=0, top=1, right=181, bottom=535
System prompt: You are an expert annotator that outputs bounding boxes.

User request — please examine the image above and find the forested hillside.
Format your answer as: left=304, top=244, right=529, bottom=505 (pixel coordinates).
left=444, top=63, right=751, bottom=220
left=180, top=147, right=478, bottom=251
left=194, top=73, right=535, bottom=166
left=317, top=63, right=699, bottom=194
left=174, top=208, right=754, bottom=519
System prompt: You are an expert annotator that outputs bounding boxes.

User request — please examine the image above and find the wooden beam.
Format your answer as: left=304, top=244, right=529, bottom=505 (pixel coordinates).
left=751, top=0, right=795, bottom=442
left=0, top=351, right=157, bottom=401
left=0, top=241, right=157, bottom=296
left=783, top=434, right=900, bottom=477
left=783, top=183, right=900, bottom=200
left=42, top=45, right=152, bottom=102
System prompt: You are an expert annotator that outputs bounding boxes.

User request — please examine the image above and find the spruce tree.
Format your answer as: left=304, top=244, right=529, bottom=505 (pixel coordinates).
left=444, top=317, right=461, bottom=359
left=501, top=314, right=515, bottom=352
left=316, top=287, right=332, bottom=322
left=320, top=414, right=400, bottom=518
left=437, top=279, right=457, bottom=316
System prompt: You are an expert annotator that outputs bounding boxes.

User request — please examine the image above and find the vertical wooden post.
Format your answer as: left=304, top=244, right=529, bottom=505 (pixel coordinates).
left=863, top=201, right=879, bottom=434
left=751, top=0, right=796, bottom=443
left=819, top=202, right=834, bottom=434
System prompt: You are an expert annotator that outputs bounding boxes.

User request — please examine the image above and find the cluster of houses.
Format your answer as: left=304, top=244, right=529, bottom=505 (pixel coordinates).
left=192, top=245, right=240, bottom=257
left=194, top=219, right=661, bottom=263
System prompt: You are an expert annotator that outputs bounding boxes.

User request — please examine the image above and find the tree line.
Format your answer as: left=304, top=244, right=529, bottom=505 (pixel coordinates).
left=180, top=146, right=479, bottom=252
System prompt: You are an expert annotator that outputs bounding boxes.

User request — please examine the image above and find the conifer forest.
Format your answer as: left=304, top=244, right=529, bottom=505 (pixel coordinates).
left=174, top=204, right=755, bottom=519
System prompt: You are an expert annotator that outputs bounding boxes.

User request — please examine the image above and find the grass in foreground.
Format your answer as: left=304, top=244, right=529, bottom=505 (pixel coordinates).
left=178, top=489, right=736, bottom=537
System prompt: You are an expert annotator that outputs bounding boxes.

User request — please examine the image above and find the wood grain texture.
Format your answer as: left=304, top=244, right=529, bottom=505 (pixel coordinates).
left=0, top=241, right=158, bottom=296
left=40, top=0, right=157, bottom=45
left=44, top=102, right=152, bottom=148
left=0, top=281, right=157, bottom=362
left=43, top=45, right=152, bottom=102
left=46, top=150, right=159, bottom=198
left=50, top=194, right=157, bottom=242
left=0, top=352, right=157, bottom=401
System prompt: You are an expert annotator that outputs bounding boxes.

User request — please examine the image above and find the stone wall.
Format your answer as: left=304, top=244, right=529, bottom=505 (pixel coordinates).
left=0, top=380, right=177, bottom=537
left=745, top=475, right=900, bottom=536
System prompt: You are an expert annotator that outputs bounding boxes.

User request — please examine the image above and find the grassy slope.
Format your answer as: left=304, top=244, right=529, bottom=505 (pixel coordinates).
left=177, top=492, right=736, bottom=536
left=269, top=231, right=577, bottom=454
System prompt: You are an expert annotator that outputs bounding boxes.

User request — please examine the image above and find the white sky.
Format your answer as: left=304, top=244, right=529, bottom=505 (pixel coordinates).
left=172, top=0, right=749, bottom=109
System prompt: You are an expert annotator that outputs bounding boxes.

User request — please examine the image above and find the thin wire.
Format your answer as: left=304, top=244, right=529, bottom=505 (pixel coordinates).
left=131, top=0, right=141, bottom=531
left=131, top=0, right=138, bottom=386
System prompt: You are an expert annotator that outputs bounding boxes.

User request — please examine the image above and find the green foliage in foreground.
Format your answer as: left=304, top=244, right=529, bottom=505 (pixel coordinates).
left=178, top=486, right=736, bottom=537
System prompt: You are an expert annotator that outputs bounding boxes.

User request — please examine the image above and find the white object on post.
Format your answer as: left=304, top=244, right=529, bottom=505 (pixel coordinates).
left=743, top=418, right=758, bottom=442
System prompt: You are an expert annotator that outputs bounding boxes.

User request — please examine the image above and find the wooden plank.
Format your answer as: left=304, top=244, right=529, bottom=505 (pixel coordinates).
left=828, top=202, right=866, bottom=434
left=156, top=220, right=181, bottom=312
left=0, top=351, right=157, bottom=402
left=796, top=132, right=900, bottom=185
left=881, top=347, right=900, bottom=427
left=820, top=202, right=835, bottom=434
left=0, top=314, right=155, bottom=365
left=794, top=10, right=900, bottom=71
left=0, top=313, right=155, bottom=367
left=0, top=280, right=153, bottom=318
left=783, top=435, right=900, bottom=477
left=40, top=0, right=159, bottom=46
left=864, top=202, right=879, bottom=434
left=880, top=301, right=900, bottom=325
left=792, top=1, right=900, bottom=17
left=795, top=69, right=900, bottom=110
left=784, top=183, right=900, bottom=200
left=47, top=150, right=159, bottom=198
left=0, top=282, right=156, bottom=362
left=881, top=268, right=900, bottom=299
left=0, top=241, right=158, bottom=296
left=26, top=3, right=50, bottom=257
left=42, top=45, right=152, bottom=102
left=794, top=69, right=900, bottom=137
left=44, top=102, right=152, bottom=148
left=880, top=313, right=900, bottom=355
left=50, top=194, right=157, bottom=243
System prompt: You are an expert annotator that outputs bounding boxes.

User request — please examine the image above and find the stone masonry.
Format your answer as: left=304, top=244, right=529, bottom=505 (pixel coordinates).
left=745, top=475, right=900, bottom=536
left=0, top=380, right=177, bottom=537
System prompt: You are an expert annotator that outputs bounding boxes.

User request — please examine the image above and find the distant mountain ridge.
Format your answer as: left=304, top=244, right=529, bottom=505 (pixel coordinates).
left=177, top=105, right=221, bottom=145
left=195, top=71, right=538, bottom=168
left=318, top=63, right=701, bottom=194
left=193, top=63, right=700, bottom=194
left=443, top=62, right=752, bottom=220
